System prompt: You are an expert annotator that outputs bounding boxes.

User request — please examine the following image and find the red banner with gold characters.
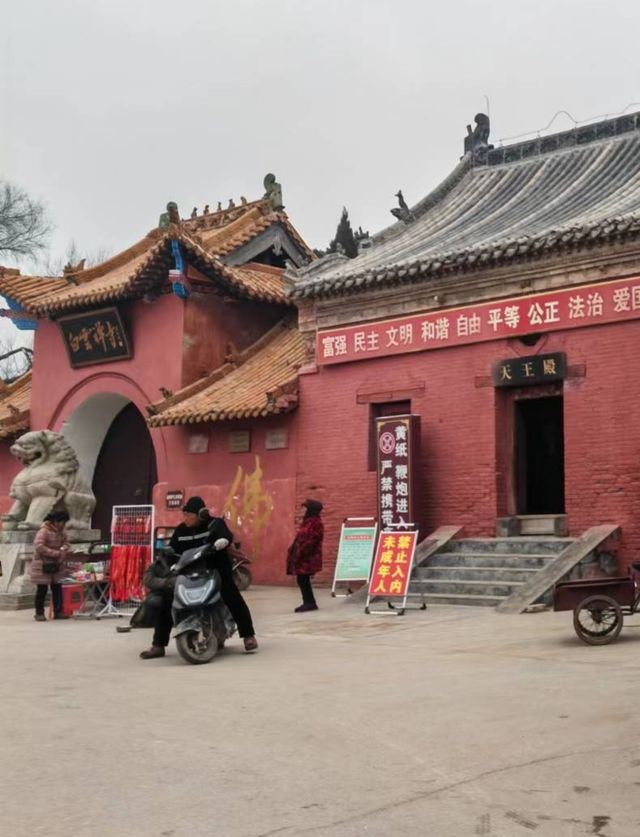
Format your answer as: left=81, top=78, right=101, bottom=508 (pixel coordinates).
left=317, top=275, right=640, bottom=365
left=368, top=530, right=418, bottom=598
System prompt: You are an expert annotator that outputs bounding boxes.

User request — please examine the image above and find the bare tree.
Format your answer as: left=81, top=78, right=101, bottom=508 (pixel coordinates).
left=0, top=182, right=51, bottom=260
left=0, top=331, right=33, bottom=380
left=38, top=240, right=112, bottom=276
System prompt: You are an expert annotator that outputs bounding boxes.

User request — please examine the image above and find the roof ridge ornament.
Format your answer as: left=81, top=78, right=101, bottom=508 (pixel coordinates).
left=158, top=201, right=181, bottom=229
left=62, top=257, right=85, bottom=285
left=390, top=190, right=415, bottom=224
left=464, top=113, right=494, bottom=162
left=263, top=173, right=284, bottom=211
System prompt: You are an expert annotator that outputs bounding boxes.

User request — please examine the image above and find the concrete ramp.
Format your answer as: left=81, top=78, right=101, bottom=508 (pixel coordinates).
left=414, top=526, right=463, bottom=566
left=496, top=524, right=620, bottom=614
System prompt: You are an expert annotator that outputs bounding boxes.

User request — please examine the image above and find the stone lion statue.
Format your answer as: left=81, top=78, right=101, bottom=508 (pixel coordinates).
left=1, top=430, right=96, bottom=530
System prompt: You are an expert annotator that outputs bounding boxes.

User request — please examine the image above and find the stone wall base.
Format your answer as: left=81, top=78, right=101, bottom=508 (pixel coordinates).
left=0, top=528, right=100, bottom=612
left=0, top=592, right=35, bottom=611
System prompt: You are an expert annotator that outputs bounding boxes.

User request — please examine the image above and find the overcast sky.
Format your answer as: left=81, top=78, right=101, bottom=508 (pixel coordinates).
left=2, top=0, right=640, bottom=302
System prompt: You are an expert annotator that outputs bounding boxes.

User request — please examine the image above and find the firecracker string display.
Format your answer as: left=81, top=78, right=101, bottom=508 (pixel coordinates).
left=109, top=506, right=154, bottom=605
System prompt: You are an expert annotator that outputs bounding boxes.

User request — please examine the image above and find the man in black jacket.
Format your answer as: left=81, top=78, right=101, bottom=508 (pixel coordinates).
left=140, top=496, right=258, bottom=659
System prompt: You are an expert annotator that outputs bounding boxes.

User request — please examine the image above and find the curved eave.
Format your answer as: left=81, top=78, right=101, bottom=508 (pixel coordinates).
left=148, top=398, right=298, bottom=428
left=0, top=418, right=29, bottom=440
left=33, top=282, right=157, bottom=316
left=290, top=216, right=640, bottom=300
left=7, top=218, right=297, bottom=315
left=28, top=236, right=174, bottom=316
left=179, top=238, right=292, bottom=306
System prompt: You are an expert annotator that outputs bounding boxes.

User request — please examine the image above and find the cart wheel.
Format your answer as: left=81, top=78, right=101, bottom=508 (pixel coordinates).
left=573, top=595, right=623, bottom=645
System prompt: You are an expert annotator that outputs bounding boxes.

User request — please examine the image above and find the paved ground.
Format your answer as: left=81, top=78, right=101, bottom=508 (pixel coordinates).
left=1, top=587, right=639, bottom=837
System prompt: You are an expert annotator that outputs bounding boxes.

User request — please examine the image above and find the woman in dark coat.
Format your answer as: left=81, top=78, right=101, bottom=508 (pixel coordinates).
left=30, top=510, right=70, bottom=621
left=288, top=499, right=324, bottom=612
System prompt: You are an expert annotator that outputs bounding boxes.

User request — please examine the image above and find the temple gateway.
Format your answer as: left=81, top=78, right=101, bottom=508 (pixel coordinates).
left=4, top=111, right=640, bottom=603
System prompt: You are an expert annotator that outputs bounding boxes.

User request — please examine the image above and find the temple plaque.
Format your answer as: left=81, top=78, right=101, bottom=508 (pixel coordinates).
left=493, top=352, right=566, bottom=387
left=58, top=307, right=131, bottom=368
left=228, top=431, right=251, bottom=453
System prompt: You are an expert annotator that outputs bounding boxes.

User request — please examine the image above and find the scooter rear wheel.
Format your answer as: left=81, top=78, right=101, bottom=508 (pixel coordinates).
left=175, top=619, right=219, bottom=664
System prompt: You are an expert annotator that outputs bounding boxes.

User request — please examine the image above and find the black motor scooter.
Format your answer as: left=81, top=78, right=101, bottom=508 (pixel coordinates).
left=171, top=542, right=236, bottom=664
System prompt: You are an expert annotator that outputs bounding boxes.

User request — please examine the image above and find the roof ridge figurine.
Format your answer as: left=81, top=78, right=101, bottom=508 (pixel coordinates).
left=158, top=201, right=181, bottom=229
left=263, top=173, right=284, bottom=211
left=464, top=113, right=494, bottom=159
left=390, top=189, right=415, bottom=224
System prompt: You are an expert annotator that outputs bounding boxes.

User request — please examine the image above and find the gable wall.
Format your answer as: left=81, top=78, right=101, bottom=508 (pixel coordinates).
left=181, top=278, right=288, bottom=387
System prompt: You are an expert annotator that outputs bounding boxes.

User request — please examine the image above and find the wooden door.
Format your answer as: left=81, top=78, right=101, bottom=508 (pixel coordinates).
left=91, top=403, right=158, bottom=538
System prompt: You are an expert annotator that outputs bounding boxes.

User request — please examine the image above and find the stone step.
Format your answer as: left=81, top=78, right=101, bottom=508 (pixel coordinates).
left=411, top=591, right=505, bottom=607
left=518, top=515, right=567, bottom=536
left=408, top=534, right=577, bottom=608
left=415, top=566, right=540, bottom=583
left=428, top=552, right=556, bottom=569
left=447, top=538, right=573, bottom=555
left=410, top=578, right=524, bottom=597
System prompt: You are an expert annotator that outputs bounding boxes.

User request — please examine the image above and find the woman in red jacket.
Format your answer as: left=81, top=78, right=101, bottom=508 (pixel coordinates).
left=31, top=510, right=70, bottom=621
left=288, top=499, right=324, bottom=612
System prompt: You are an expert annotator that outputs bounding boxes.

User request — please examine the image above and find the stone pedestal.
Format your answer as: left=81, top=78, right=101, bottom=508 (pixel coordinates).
left=0, top=528, right=101, bottom=611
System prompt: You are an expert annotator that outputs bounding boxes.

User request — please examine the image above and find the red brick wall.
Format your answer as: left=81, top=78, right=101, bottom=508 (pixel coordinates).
left=297, top=318, right=640, bottom=579
left=561, top=321, right=640, bottom=569
left=152, top=414, right=298, bottom=585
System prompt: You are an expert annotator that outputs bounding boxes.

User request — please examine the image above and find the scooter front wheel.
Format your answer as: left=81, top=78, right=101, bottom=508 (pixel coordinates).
left=175, top=623, right=219, bottom=664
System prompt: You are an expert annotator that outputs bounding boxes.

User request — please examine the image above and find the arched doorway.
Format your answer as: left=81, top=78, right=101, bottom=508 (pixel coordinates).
left=91, top=403, right=158, bottom=537
left=59, top=393, right=158, bottom=539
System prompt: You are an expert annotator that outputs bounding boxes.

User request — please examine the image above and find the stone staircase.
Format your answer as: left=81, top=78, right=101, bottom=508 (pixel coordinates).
left=410, top=536, right=575, bottom=607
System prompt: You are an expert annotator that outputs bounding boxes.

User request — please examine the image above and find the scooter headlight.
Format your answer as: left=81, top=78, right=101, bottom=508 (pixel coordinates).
left=176, top=579, right=214, bottom=606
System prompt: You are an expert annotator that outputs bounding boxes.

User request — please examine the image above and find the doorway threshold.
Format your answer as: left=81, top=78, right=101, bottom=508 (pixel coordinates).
left=497, top=515, right=568, bottom=537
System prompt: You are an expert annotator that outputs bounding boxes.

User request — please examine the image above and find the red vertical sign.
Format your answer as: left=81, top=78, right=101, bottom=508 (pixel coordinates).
left=368, top=530, right=418, bottom=598
left=376, top=415, right=420, bottom=529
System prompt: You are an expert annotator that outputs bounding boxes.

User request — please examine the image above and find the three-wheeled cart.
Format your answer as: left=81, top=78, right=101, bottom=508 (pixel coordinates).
left=554, top=568, right=640, bottom=645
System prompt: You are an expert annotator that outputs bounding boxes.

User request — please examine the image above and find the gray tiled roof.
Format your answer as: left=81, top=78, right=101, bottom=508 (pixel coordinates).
left=292, top=113, right=640, bottom=299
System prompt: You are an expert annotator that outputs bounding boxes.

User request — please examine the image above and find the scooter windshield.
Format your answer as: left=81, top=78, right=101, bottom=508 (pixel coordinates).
left=174, top=544, right=209, bottom=572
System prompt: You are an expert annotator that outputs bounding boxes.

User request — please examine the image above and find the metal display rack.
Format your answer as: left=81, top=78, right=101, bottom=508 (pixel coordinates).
left=106, top=504, right=155, bottom=618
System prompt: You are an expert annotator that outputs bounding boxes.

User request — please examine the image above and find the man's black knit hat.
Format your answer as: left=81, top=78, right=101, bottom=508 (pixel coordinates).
left=182, top=496, right=206, bottom=514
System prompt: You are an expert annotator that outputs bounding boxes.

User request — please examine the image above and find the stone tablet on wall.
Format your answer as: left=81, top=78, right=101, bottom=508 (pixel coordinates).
left=265, top=429, right=288, bottom=450
left=188, top=434, right=209, bottom=454
left=228, top=431, right=251, bottom=453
